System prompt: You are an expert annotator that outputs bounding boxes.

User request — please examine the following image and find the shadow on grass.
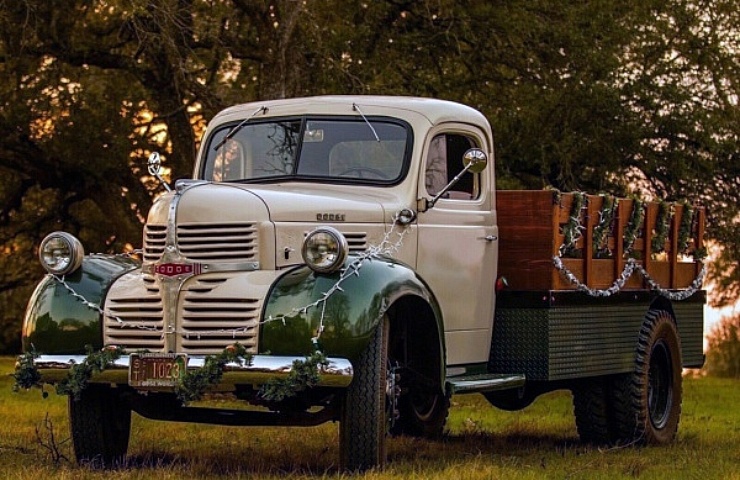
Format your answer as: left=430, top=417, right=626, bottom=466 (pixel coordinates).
left=389, top=430, right=582, bottom=465
left=112, top=431, right=588, bottom=476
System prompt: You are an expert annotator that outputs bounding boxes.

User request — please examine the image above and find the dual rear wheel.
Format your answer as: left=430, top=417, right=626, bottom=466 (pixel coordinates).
left=572, top=310, right=683, bottom=445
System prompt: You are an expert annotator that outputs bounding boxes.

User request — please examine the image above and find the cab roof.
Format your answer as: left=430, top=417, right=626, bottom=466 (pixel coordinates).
left=209, top=95, right=490, bottom=130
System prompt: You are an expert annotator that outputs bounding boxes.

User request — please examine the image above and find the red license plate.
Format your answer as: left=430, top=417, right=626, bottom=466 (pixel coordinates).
left=129, top=353, right=187, bottom=388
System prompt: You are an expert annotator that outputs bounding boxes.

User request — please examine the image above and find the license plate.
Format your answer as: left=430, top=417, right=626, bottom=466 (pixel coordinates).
left=129, top=353, right=187, bottom=388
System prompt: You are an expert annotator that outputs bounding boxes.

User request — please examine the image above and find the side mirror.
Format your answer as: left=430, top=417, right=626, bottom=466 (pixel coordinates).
left=462, top=148, right=488, bottom=173
left=147, top=152, right=172, bottom=192
left=425, top=148, right=488, bottom=210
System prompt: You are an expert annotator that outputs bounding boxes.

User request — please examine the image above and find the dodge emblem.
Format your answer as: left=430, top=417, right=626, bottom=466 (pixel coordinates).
left=154, top=263, right=201, bottom=277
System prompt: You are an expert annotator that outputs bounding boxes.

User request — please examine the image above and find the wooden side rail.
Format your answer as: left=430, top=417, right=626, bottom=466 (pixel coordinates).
left=497, top=190, right=705, bottom=292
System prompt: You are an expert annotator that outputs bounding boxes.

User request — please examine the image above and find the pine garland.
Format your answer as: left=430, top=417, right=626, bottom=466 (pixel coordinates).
left=623, top=198, right=645, bottom=257
left=12, top=344, right=327, bottom=405
left=560, top=191, right=587, bottom=257
left=12, top=350, right=43, bottom=394
left=259, top=351, right=329, bottom=402
left=175, top=343, right=253, bottom=403
left=693, top=246, right=708, bottom=261
left=592, top=195, right=617, bottom=258
left=651, top=201, right=674, bottom=254
left=55, top=345, right=124, bottom=401
left=677, top=202, right=695, bottom=254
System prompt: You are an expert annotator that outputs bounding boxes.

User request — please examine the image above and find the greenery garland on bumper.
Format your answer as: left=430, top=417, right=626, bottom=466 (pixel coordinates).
left=13, top=344, right=329, bottom=405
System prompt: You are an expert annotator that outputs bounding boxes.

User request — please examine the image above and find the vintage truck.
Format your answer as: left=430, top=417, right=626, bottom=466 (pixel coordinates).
left=20, top=96, right=706, bottom=470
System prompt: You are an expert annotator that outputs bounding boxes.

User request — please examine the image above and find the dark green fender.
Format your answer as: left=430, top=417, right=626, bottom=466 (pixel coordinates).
left=22, top=256, right=140, bottom=354
left=262, top=255, right=445, bottom=364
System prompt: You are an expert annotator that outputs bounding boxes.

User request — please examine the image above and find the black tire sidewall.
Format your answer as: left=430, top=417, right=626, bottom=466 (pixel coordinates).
left=638, top=314, right=682, bottom=444
left=339, top=316, right=389, bottom=471
left=69, top=385, right=131, bottom=467
left=611, top=310, right=683, bottom=445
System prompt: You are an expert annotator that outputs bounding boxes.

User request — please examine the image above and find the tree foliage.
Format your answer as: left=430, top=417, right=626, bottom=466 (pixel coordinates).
left=705, top=314, right=740, bottom=378
left=0, top=0, right=738, bottom=353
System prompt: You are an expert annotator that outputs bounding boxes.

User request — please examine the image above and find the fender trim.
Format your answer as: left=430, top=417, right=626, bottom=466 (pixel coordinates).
left=262, top=256, right=445, bottom=366
left=22, top=255, right=140, bottom=353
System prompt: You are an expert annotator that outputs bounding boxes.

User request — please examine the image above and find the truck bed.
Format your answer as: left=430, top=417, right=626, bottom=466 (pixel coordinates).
left=491, top=191, right=706, bottom=381
left=496, top=190, right=705, bottom=291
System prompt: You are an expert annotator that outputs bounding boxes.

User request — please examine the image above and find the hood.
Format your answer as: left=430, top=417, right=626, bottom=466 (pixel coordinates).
left=183, top=183, right=388, bottom=224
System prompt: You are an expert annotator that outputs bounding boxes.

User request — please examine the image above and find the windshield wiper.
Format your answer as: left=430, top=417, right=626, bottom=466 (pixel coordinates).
left=212, top=105, right=269, bottom=152
left=352, top=103, right=380, bottom=142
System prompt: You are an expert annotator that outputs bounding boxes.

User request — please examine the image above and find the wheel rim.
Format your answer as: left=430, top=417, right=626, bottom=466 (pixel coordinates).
left=409, top=392, right=439, bottom=422
left=648, top=339, right=673, bottom=429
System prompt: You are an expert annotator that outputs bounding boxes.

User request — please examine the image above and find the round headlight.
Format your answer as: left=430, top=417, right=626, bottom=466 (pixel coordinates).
left=302, top=227, right=348, bottom=274
left=38, top=232, right=84, bottom=275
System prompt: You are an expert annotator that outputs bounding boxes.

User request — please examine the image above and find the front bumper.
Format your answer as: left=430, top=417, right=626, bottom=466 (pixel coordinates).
left=30, top=354, right=354, bottom=390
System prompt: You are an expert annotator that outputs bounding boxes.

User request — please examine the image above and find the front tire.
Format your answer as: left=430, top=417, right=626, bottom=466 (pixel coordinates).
left=611, top=310, right=682, bottom=445
left=339, top=316, right=390, bottom=471
left=69, top=385, right=131, bottom=467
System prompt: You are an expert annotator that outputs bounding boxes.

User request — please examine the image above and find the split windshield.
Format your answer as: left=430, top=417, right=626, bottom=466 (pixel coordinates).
left=202, top=117, right=411, bottom=184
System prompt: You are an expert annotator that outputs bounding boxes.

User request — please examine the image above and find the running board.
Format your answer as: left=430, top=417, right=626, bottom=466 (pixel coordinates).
left=446, top=373, right=526, bottom=395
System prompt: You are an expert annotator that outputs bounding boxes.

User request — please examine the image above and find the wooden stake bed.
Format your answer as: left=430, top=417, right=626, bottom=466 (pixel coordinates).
left=496, top=190, right=705, bottom=292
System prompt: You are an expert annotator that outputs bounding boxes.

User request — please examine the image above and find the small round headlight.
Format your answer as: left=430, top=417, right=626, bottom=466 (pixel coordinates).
left=39, top=232, right=84, bottom=275
left=302, top=227, right=348, bottom=274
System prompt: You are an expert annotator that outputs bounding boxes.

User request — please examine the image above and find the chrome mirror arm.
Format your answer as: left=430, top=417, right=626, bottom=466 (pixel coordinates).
left=425, top=148, right=488, bottom=210
left=147, top=152, right=172, bottom=192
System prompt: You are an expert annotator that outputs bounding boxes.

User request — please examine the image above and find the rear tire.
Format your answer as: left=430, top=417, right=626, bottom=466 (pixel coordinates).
left=611, top=310, right=682, bottom=445
left=339, top=316, right=390, bottom=471
left=69, top=385, right=131, bottom=467
left=572, top=377, right=612, bottom=444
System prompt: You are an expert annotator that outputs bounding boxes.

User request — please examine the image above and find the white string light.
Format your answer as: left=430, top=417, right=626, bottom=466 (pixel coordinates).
left=552, top=256, right=705, bottom=300
left=47, top=218, right=410, bottom=343
left=553, top=194, right=704, bottom=299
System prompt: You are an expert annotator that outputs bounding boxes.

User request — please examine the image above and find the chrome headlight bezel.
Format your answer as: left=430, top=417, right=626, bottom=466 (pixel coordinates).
left=38, top=232, right=84, bottom=275
left=301, top=227, right=348, bottom=274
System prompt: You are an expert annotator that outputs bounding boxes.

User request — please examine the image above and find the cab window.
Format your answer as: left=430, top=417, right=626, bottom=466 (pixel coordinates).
left=425, top=133, right=480, bottom=200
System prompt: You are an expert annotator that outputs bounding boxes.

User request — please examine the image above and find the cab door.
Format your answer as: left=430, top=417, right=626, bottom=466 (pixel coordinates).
left=415, top=126, right=498, bottom=367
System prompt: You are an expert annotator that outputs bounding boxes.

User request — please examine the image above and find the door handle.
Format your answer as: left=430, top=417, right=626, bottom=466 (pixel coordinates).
left=479, top=235, right=498, bottom=242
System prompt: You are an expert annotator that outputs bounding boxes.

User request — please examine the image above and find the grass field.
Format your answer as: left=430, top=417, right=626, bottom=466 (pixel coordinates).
left=1, top=357, right=738, bottom=479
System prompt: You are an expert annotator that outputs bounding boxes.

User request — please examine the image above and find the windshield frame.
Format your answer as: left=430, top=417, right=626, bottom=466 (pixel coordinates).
left=199, top=115, right=414, bottom=186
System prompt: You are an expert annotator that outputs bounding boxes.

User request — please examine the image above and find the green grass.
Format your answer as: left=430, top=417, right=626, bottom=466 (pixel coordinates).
left=1, top=357, right=738, bottom=479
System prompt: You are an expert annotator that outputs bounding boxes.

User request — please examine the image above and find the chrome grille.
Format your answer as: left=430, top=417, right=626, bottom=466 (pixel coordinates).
left=142, top=222, right=259, bottom=263
left=143, top=225, right=167, bottom=262
left=180, top=275, right=261, bottom=354
left=105, top=274, right=165, bottom=350
left=177, top=223, right=258, bottom=262
left=343, top=232, right=368, bottom=253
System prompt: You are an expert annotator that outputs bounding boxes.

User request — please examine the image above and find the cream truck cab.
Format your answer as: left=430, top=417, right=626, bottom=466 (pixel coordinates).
left=20, top=96, right=705, bottom=471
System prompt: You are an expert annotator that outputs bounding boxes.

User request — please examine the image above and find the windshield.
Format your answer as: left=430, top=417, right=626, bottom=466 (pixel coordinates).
left=202, top=117, right=411, bottom=184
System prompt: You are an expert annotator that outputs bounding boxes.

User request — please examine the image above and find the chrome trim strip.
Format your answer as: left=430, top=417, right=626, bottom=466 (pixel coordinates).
left=31, top=354, right=353, bottom=388
left=141, top=262, right=261, bottom=276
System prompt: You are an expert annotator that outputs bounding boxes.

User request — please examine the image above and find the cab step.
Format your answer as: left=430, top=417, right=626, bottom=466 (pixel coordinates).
left=446, top=373, right=526, bottom=395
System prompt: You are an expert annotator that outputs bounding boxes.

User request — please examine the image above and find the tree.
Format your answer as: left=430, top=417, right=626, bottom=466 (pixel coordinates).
left=705, top=314, right=740, bottom=378
left=0, top=0, right=738, bottom=353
